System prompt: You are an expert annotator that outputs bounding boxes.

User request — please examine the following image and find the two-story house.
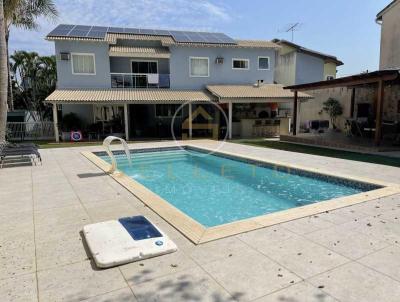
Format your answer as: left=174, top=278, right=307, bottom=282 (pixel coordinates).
left=282, top=0, right=400, bottom=147
left=45, top=24, right=311, bottom=142
left=272, top=39, right=343, bottom=86
left=376, top=0, right=400, bottom=69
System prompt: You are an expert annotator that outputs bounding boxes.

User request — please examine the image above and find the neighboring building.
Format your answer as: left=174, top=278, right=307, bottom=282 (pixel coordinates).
left=45, top=24, right=314, bottom=141
left=272, top=39, right=343, bottom=86
left=284, top=0, right=400, bottom=147
left=376, top=0, right=400, bottom=69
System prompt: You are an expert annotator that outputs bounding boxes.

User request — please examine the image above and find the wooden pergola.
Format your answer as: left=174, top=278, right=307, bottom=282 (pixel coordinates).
left=284, top=69, right=400, bottom=145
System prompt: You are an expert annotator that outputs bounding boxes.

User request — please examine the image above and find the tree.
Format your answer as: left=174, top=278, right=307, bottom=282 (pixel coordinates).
left=10, top=50, right=56, bottom=120
left=3, top=0, right=57, bottom=110
left=0, top=0, right=8, bottom=141
left=323, top=98, right=343, bottom=130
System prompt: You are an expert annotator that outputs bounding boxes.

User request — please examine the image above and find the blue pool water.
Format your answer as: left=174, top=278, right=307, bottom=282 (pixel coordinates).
left=99, top=148, right=377, bottom=227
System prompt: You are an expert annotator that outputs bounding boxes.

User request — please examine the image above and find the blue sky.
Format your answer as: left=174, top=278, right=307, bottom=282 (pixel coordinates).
left=8, top=0, right=389, bottom=76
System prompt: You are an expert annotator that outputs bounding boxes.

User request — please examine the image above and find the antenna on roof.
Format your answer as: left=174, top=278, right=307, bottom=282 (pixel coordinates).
left=278, top=22, right=302, bottom=42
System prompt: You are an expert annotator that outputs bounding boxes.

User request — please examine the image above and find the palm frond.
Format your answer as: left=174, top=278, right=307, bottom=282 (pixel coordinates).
left=4, top=0, right=58, bottom=30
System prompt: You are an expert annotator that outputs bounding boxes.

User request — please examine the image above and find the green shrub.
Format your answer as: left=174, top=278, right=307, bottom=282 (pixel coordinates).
left=323, top=98, right=343, bottom=129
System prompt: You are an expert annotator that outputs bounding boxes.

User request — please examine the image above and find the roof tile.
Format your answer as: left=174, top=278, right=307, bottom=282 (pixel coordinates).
left=206, top=84, right=311, bottom=99
left=45, top=89, right=216, bottom=103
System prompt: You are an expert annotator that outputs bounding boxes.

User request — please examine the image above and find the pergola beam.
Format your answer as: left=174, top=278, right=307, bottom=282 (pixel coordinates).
left=228, top=101, right=232, bottom=139
left=284, top=70, right=399, bottom=92
left=292, top=91, right=298, bottom=135
left=188, top=102, right=193, bottom=138
left=375, top=80, right=384, bottom=145
left=124, top=104, right=129, bottom=140
left=52, top=103, right=59, bottom=143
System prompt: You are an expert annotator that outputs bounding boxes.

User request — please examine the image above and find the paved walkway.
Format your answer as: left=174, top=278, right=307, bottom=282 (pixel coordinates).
left=1, top=140, right=400, bottom=302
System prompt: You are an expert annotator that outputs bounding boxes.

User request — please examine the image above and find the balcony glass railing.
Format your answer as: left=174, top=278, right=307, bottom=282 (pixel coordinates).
left=110, top=73, right=170, bottom=88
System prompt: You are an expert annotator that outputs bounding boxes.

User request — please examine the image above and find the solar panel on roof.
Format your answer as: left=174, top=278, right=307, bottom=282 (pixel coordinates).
left=48, top=29, right=71, bottom=36
left=173, top=34, right=192, bottom=43
left=108, top=27, right=124, bottom=33
left=124, top=28, right=140, bottom=34
left=186, top=32, right=208, bottom=42
left=154, top=29, right=171, bottom=35
left=197, top=34, right=220, bottom=43
left=74, top=25, right=91, bottom=31
left=56, top=24, right=75, bottom=31
left=192, top=33, right=208, bottom=43
left=86, top=31, right=106, bottom=39
left=91, top=26, right=108, bottom=31
left=139, top=28, right=156, bottom=35
left=69, top=29, right=90, bottom=37
left=47, top=24, right=238, bottom=44
left=213, top=33, right=236, bottom=44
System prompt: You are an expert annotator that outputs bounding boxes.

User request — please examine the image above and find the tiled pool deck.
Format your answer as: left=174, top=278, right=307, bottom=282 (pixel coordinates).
left=1, top=140, right=400, bottom=302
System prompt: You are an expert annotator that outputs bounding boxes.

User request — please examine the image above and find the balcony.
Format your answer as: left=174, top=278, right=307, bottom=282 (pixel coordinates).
left=110, top=73, right=170, bottom=89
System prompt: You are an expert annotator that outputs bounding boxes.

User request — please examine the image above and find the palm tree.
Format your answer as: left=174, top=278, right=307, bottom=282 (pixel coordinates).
left=10, top=50, right=56, bottom=120
left=3, top=0, right=57, bottom=110
left=0, top=0, right=8, bottom=141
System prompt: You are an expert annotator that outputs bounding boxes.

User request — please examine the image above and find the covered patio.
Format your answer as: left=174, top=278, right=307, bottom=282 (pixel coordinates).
left=45, top=84, right=312, bottom=142
left=206, top=84, right=312, bottom=139
left=284, top=69, right=400, bottom=151
left=45, top=89, right=217, bottom=142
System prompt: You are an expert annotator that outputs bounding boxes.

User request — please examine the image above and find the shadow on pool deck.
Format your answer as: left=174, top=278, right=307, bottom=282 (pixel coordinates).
left=77, top=172, right=107, bottom=178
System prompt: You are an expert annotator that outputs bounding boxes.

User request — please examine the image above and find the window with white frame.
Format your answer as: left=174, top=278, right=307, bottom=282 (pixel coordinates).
left=232, top=58, right=249, bottom=70
left=190, top=57, right=209, bottom=77
left=258, top=57, right=270, bottom=70
left=71, top=53, right=95, bottom=75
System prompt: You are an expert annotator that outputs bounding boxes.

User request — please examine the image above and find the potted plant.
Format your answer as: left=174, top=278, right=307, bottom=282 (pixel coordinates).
left=323, top=98, right=343, bottom=131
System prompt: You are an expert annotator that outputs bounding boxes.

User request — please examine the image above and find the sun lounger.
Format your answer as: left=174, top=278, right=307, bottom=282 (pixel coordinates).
left=0, top=141, right=41, bottom=168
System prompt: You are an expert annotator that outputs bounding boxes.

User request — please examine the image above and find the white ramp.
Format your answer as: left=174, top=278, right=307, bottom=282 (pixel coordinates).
left=83, top=216, right=177, bottom=268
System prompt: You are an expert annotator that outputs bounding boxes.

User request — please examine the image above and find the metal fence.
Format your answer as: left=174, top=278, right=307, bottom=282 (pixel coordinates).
left=6, top=122, right=54, bottom=141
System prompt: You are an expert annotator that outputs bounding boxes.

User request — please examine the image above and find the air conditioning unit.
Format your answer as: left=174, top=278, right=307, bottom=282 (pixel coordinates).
left=59, top=52, right=70, bottom=61
left=215, top=57, right=224, bottom=64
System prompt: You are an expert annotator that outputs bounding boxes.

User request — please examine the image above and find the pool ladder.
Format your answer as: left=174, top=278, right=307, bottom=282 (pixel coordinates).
left=103, top=136, right=132, bottom=173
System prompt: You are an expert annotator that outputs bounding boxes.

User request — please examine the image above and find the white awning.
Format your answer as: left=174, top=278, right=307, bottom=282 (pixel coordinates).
left=109, top=46, right=170, bottom=58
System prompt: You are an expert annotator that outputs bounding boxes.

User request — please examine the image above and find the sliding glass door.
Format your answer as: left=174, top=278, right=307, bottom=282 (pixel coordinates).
left=131, top=61, right=158, bottom=88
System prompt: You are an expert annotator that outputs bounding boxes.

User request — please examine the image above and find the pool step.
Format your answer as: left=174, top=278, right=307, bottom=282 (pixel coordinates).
left=112, top=151, right=189, bottom=166
left=118, top=157, right=189, bottom=167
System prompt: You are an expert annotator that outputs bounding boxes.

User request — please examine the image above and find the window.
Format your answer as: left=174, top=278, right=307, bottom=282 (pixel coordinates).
left=326, top=75, right=335, bottom=80
left=131, top=61, right=158, bottom=74
left=189, top=57, right=209, bottom=77
left=232, top=58, right=249, bottom=70
left=71, top=53, right=95, bottom=75
left=155, top=105, right=182, bottom=118
left=258, top=57, right=270, bottom=70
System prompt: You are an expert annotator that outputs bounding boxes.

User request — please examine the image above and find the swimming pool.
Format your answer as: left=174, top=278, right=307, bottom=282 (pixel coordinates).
left=97, top=146, right=380, bottom=228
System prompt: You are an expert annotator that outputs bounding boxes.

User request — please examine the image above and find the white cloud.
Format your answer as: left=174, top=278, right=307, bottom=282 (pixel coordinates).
left=8, top=0, right=234, bottom=55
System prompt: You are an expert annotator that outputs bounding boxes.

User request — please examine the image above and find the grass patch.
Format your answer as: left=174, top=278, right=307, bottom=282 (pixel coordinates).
left=233, top=139, right=400, bottom=168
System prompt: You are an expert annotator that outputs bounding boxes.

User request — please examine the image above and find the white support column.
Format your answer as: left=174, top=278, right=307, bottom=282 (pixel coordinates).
left=124, top=104, right=129, bottom=141
left=228, top=101, right=232, bottom=139
left=188, top=102, right=193, bottom=138
left=52, top=103, right=59, bottom=143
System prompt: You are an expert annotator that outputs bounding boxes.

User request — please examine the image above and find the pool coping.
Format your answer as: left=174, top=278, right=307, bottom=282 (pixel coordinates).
left=81, top=144, right=400, bottom=244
